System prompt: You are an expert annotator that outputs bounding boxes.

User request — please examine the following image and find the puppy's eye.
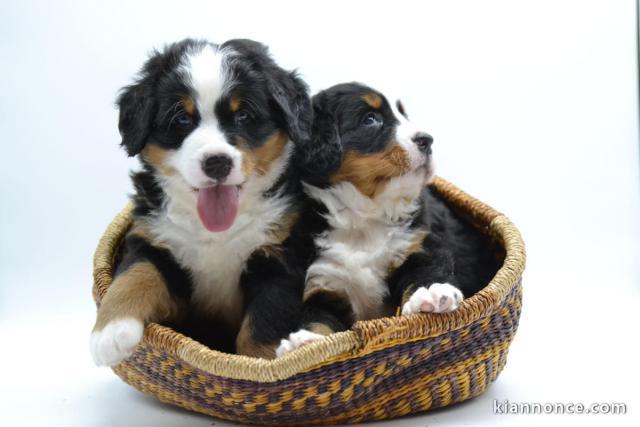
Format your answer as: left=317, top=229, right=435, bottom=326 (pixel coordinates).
left=361, top=112, right=383, bottom=127
left=234, top=110, right=251, bottom=126
left=175, top=114, right=193, bottom=127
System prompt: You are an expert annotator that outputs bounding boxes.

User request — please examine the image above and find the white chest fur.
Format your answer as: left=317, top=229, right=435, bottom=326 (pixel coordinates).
left=304, top=171, right=426, bottom=320
left=145, top=144, right=293, bottom=327
left=146, top=191, right=291, bottom=327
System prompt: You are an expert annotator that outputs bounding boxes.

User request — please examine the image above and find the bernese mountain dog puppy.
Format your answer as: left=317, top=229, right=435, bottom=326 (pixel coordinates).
left=275, top=82, right=499, bottom=356
left=90, top=38, right=312, bottom=365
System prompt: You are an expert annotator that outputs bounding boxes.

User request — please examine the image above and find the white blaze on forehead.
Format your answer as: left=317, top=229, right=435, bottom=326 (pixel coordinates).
left=170, top=45, right=245, bottom=188
left=182, top=45, right=234, bottom=121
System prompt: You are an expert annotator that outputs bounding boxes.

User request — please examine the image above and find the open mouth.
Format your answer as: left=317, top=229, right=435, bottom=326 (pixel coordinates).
left=192, top=184, right=243, bottom=232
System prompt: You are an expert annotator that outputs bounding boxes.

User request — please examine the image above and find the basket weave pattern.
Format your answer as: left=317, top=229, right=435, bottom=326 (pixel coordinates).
left=93, top=177, right=525, bottom=425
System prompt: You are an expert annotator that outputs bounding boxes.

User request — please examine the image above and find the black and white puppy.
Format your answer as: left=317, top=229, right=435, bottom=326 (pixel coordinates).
left=90, top=39, right=312, bottom=365
left=276, top=83, right=499, bottom=356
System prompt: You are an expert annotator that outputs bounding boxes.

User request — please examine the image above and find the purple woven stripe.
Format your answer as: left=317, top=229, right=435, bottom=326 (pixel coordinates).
left=122, top=285, right=522, bottom=424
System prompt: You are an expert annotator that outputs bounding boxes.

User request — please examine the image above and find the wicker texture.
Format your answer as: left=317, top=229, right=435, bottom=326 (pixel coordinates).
left=92, top=177, right=525, bottom=425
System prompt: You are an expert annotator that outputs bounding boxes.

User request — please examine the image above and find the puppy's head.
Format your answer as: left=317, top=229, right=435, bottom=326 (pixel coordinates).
left=302, top=83, right=434, bottom=199
left=117, top=39, right=311, bottom=232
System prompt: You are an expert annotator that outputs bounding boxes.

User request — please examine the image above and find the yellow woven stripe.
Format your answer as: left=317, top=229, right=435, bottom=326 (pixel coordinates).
left=291, top=396, right=307, bottom=411
left=266, top=401, right=283, bottom=413
left=279, top=389, right=294, bottom=403
left=395, top=399, right=412, bottom=417
left=303, top=385, right=318, bottom=398
left=253, top=392, right=269, bottom=405
left=475, top=362, right=487, bottom=394
left=456, top=370, right=471, bottom=401
left=436, top=379, right=453, bottom=407
left=341, top=287, right=521, bottom=362
left=314, top=392, right=332, bottom=408
left=490, top=352, right=501, bottom=382
left=350, top=286, right=522, bottom=358
left=320, top=339, right=511, bottom=424
left=328, top=379, right=341, bottom=394
left=113, top=364, right=222, bottom=420
left=94, top=176, right=525, bottom=383
left=340, top=385, right=354, bottom=403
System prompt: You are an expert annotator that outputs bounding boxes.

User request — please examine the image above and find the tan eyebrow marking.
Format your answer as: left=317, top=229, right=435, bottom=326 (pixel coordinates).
left=361, top=93, right=382, bottom=109
left=181, top=96, right=195, bottom=115
left=230, top=95, right=241, bottom=112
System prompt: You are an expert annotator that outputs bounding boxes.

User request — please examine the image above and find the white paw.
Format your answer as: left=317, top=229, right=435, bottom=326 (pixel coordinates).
left=90, top=318, right=144, bottom=366
left=401, top=283, right=463, bottom=315
left=275, top=329, right=326, bottom=358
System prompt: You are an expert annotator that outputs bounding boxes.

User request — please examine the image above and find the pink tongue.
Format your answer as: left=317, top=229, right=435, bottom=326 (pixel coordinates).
left=196, top=185, right=240, bottom=232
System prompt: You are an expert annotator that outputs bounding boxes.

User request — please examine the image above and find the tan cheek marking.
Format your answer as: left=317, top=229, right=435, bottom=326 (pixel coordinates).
left=240, top=150, right=256, bottom=176
left=329, top=143, right=411, bottom=197
left=93, top=260, right=180, bottom=331
left=235, top=316, right=277, bottom=359
left=235, top=137, right=257, bottom=177
left=181, top=96, right=195, bottom=115
left=230, top=96, right=241, bottom=113
left=254, top=131, right=288, bottom=175
left=362, top=93, right=382, bottom=109
left=241, top=153, right=257, bottom=177
left=142, top=145, right=175, bottom=176
left=237, top=131, right=288, bottom=178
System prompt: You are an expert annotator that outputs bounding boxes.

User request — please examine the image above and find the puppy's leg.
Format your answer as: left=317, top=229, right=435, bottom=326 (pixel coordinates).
left=91, top=235, right=184, bottom=366
left=236, top=251, right=304, bottom=359
left=276, top=288, right=352, bottom=357
left=388, top=236, right=464, bottom=315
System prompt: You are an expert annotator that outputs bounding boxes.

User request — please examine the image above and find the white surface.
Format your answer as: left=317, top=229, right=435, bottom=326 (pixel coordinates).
left=1, top=0, right=639, bottom=426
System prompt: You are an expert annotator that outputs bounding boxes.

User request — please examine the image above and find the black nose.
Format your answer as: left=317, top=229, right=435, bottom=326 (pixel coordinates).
left=202, top=154, right=232, bottom=181
left=412, top=132, right=434, bottom=154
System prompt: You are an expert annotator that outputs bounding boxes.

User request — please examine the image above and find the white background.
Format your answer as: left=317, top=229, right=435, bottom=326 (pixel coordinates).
left=1, top=1, right=639, bottom=426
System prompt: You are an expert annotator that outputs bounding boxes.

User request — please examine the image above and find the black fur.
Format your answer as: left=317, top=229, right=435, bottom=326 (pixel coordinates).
left=115, top=235, right=193, bottom=302
left=298, top=83, right=399, bottom=186
left=109, top=38, right=313, bottom=354
left=237, top=197, right=330, bottom=348
left=386, top=187, right=501, bottom=303
left=239, top=253, right=304, bottom=345
left=284, top=82, right=501, bottom=339
left=129, top=164, right=166, bottom=217
left=117, top=39, right=203, bottom=156
left=117, top=38, right=313, bottom=215
left=117, top=38, right=311, bottom=157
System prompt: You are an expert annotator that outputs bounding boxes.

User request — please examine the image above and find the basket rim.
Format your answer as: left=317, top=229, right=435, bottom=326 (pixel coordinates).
left=92, top=177, right=525, bottom=382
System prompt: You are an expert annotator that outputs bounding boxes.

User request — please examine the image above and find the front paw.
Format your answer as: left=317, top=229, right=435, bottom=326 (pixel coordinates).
left=275, top=329, right=326, bottom=358
left=90, top=318, right=144, bottom=366
left=401, top=283, right=463, bottom=315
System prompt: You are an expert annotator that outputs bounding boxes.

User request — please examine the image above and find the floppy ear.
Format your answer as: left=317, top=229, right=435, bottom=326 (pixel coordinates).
left=221, top=39, right=313, bottom=144
left=264, top=68, right=312, bottom=145
left=298, top=92, right=343, bottom=185
left=116, top=49, right=170, bottom=157
left=116, top=80, right=156, bottom=157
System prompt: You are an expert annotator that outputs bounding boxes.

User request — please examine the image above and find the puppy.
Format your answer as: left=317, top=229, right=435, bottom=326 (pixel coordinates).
left=90, top=38, right=312, bottom=365
left=276, top=83, right=499, bottom=356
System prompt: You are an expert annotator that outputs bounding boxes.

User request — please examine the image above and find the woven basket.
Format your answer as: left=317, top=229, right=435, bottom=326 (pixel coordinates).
left=92, top=177, right=525, bottom=425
